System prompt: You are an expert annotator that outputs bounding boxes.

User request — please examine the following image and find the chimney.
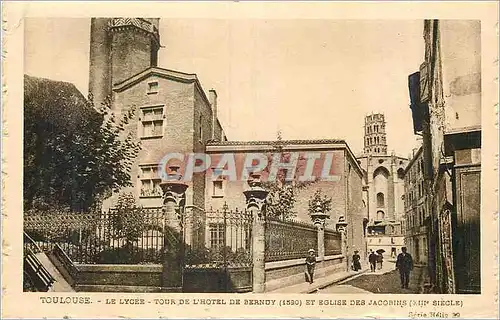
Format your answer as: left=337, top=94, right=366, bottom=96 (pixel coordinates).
left=209, top=89, right=218, bottom=140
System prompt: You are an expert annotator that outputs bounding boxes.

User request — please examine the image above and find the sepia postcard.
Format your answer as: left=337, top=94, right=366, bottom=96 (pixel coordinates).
left=2, top=1, right=499, bottom=319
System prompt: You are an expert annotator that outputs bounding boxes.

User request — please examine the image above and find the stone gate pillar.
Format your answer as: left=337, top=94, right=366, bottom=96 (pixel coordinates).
left=336, top=216, right=349, bottom=272
left=316, top=221, right=325, bottom=261
left=310, top=199, right=329, bottom=262
left=243, top=173, right=269, bottom=293
left=160, top=165, right=188, bottom=292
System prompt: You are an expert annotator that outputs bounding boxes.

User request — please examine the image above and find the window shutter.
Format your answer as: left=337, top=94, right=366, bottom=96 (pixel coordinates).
left=419, top=62, right=430, bottom=103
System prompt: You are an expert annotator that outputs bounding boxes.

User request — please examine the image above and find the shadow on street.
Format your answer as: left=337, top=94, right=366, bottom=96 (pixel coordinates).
left=339, top=266, right=424, bottom=294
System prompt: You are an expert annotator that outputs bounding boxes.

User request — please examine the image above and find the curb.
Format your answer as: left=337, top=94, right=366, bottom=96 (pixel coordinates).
left=305, top=269, right=369, bottom=293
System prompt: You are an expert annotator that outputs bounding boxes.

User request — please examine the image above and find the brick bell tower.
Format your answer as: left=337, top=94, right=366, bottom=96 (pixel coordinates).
left=363, top=113, right=388, bottom=155
left=88, top=18, right=161, bottom=108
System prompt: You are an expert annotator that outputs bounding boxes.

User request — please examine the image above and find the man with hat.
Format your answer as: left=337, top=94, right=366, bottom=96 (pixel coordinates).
left=305, top=249, right=316, bottom=284
left=396, top=247, right=414, bottom=289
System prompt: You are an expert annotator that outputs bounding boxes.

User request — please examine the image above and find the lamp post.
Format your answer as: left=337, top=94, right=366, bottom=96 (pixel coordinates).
left=159, top=165, right=188, bottom=292
left=243, top=173, right=269, bottom=293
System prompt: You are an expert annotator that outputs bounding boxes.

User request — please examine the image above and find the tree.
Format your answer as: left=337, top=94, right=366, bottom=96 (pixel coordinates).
left=108, top=192, right=145, bottom=246
left=23, top=75, right=140, bottom=212
left=262, top=132, right=318, bottom=220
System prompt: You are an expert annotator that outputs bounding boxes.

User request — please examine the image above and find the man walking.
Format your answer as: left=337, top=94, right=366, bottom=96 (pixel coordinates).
left=396, top=247, right=413, bottom=289
left=368, top=250, right=377, bottom=272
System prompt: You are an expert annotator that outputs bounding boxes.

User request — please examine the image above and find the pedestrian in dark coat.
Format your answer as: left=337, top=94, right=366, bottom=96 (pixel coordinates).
left=305, top=249, right=316, bottom=284
left=368, top=250, right=377, bottom=272
left=396, top=247, right=414, bottom=289
left=352, top=250, right=361, bottom=271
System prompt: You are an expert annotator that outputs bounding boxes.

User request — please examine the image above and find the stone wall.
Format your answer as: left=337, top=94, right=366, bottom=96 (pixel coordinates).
left=346, top=154, right=367, bottom=261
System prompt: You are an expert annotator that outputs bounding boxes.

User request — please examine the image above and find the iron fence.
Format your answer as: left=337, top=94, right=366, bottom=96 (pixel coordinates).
left=24, top=208, right=167, bottom=264
left=265, top=217, right=318, bottom=262
left=324, top=228, right=342, bottom=256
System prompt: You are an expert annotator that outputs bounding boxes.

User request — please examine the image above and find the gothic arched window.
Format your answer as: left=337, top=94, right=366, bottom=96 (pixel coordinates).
left=377, top=192, right=385, bottom=207
left=377, top=210, right=385, bottom=220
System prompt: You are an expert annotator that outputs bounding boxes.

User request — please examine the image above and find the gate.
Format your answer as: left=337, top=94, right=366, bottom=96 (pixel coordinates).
left=183, top=206, right=253, bottom=292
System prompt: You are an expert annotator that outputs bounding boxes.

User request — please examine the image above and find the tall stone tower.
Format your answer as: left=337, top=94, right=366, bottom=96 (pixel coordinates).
left=88, top=18, right=161, bottom=108
left=363, top=113, right=388, bottom=155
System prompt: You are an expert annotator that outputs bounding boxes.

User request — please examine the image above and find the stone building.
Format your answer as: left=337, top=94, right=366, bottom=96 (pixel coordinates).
left=87, top=18, right=365, bottom=259
left=88, top=18, right=226, bottom=215
left=356, top=113, right=409, bottom=258
left=87, top=18, right=229, bottom=250
left=403, top=145, right=429, bottom=265
left=204, top=139, right=367, bottom=262
left=408, top=20, right=481, bottom=294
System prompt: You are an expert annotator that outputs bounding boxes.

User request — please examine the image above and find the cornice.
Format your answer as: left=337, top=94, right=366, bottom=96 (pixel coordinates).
left=108, top=18, right=160, bottom=47
left=113, top=67, right=198, bottom=92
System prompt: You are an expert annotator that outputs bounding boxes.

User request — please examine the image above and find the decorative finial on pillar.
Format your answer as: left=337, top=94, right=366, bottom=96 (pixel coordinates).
left=243, top=173, right=269, bottom=216
left=160, top=165, right=189, bottom=224
left=308, top=189, right=331, bottom=226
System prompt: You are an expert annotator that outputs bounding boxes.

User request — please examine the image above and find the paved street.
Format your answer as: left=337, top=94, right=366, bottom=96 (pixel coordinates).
left=319, top=262, right=424, bottom=294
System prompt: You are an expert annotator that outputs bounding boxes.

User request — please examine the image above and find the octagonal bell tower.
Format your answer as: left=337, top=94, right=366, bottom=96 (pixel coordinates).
left=88, top=18, right=161, bottom=109
left=364, top=113, right=387, bottom=155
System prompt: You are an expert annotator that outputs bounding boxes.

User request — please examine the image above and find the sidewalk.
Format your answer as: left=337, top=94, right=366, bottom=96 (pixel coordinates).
left=267, top=267, right=369, bottom=294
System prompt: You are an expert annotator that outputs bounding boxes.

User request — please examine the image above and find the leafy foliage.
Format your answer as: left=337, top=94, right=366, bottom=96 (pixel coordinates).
left=108, top=193, right=146, bottom=246
left=23, top=75, right=140, bottom=212
left=262, top=131, right=318, bottom=221
left=307, top=189, right=332, bottom=215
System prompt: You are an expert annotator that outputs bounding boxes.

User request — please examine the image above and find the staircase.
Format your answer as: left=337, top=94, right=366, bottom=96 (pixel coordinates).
left=23, top=232, right=74, bottom=292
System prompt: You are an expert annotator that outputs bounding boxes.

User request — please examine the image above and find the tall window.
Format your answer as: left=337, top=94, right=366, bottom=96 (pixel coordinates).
left=209, top=223, right=225, bottom=249
left=377, top=192, right=385, bottom=207
left=199, top=115, right=203, bottom=142
left=212, top=179, right=223, bottom=197
left=141, top=106, right=164, bottom=138
left=139, top=165, right=162, bottom=197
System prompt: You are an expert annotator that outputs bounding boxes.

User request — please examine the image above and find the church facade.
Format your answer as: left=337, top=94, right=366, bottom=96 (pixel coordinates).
left=356, top=113, right=409, bottom=258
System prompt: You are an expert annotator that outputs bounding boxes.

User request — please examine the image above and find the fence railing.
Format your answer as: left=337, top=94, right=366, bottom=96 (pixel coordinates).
left=324, top=228, right=342, bottom=256
left=23, top=247, right=55, bottom=292
left=24, top=208, right=167, bottom=264
left=24, top=206, right=342, bottom=268
left=265, top=217, right=318, bottom=262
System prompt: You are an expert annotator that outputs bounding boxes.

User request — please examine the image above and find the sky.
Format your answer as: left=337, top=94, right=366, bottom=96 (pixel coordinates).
left=24, top=18, right=424, bottom=157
